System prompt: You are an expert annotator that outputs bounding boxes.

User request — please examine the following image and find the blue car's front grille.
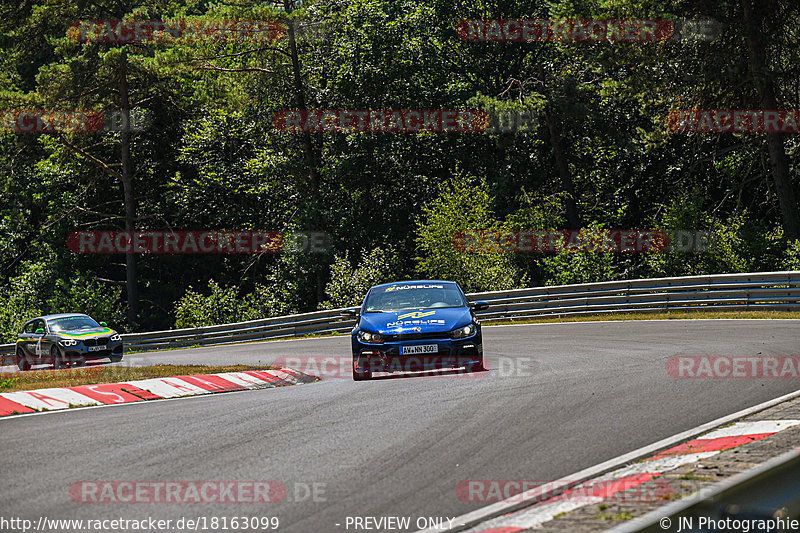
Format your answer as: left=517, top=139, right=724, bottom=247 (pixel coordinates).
left=383, top=331, right=449, bottom=342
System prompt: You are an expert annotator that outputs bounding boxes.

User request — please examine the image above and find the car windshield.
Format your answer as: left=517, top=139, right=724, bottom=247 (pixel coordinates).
left=364, top=283, right=466, bottom=312
left=49, top=316, right=101, bottom=332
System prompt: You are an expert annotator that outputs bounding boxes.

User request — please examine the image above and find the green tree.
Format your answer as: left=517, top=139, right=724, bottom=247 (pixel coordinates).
left=0, top=259, right=125, bottom=343
left=320, top=247, right=400, bottom=309
left=415, top=172, right=526, bottom=292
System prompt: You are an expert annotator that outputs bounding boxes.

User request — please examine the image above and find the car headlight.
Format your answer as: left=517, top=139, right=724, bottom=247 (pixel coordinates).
left=60, top=339, right=79, bottom=347
left=111, top=334, right=122, bottom=341
left=357, top=330, right=384, bottom=344
left=451, top=323, right=476, bottom=339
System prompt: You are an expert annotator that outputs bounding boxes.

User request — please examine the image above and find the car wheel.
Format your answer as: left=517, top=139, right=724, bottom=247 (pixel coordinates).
left=353, top=370, right=372, bottom=381
left=352, top=359, right=372, bottom=381
left=52, top=345, right=67, bottom=369
left=109, top=355, right=123, bottom=363
left=16, top=348, right=31, bottom=372
left=466, top=359, right=486, bottom=372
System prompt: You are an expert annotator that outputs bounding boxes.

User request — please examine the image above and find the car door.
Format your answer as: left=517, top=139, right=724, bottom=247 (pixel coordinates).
left=41, top=319, right=57, bottom=360
left=18, top=320, right=35, bottom=356
left=20, top=320, right=41, bottom=357
left=30, top=319, right=47, bottom=360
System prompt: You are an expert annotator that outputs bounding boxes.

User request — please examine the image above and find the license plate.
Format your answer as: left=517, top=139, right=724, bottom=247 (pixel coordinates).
left=401, top=344, right=438, bottom=355
left=88, top=346, right=104, bottom=352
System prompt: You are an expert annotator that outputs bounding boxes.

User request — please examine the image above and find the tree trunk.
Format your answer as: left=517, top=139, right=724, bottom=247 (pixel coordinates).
left=742, top=0, right=800, bottom=240
left=119, top=52, right=139, bottom=326
left=285, top=5, right=325, bottom=303
left=286, top=9, right=320, bottom=192
left=544, top=110, right=581, bottom=230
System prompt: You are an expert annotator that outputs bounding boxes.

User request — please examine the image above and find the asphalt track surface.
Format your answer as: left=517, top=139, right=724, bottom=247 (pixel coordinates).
left=2, top=320, right=799, bottom=533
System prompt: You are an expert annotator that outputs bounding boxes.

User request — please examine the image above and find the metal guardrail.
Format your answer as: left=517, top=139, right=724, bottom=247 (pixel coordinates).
left=2, top=271, right=798, bottom=365
left=608, top=447, right=800, bottom=532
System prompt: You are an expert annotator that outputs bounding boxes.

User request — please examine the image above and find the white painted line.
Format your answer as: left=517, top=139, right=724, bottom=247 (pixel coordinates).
left=272, top=369, right=301, bottom=382
left=1, top=388, right=101, bottom=410
left=607, top=447, right=800, bottom=533
left=0, top=375, right=317, bottom=422
left=598, top=452, right=721, bottom=478
left=127, top=378, right=210, bottom=398
left=121, top=318, right=800, bottom=356
left=466, top=452, right=724, bottom=532
left=0, top=386, right=259, bottom=420
left=416, top=387, right=800, bottom=533
left=126, top=332, right=347, bottom=355
left=0, top=369, right=316, bottom=420
left=458, top=417, right=800, bottom=532
left=464, top=498, right=601, bottom=532
left=216, top=372, right=272, bottom=388
left=699, top=419, right=800, bottom=439
left=234, top=371, right=278, bottom=386
left=484, top=318, right=800, bottom=329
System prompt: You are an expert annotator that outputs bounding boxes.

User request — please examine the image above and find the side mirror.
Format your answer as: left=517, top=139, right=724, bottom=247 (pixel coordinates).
left=340, top=308, right=359, bottom=319
left=470, top=301, right=490, bottom=312
left=35, top=328, right=45, bottom=334
left=100, top=321, right=107, bottom=326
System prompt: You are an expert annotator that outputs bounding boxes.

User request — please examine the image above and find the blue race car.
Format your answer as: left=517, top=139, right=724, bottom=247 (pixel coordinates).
left=341, top=280, right=489, bottom=380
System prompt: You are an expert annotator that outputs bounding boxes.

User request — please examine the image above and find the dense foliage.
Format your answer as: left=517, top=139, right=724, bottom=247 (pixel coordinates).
left=1, top=0, right=798, bottom=336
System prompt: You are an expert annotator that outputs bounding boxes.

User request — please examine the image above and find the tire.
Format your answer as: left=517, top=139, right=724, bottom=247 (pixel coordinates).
left=352, top=358, right=372, bottom=381
left=109, top=354, right=123, bottom=363
left=16, top=348, right=31, bottom=372
left=352, top=370, right=372, bottom=381
left=52, top=345, right=67, bottom=369
left=466, top=358, right=486, bottom=372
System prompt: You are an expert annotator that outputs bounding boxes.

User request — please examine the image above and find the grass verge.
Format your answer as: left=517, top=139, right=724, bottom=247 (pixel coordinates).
left=0, top=364, right=275, bottom=393
left=123, top=330, right=342, bottom=354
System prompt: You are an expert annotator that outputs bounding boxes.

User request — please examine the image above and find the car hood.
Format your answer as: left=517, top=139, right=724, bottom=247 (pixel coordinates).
left=359, top=307, right=472, bottom=335
left=55, top=327, right=115, bottom=338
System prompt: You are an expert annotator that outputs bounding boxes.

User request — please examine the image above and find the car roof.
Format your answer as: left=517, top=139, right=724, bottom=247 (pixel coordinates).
left=370, top=280, right=457, bottom=289
left=38, top=313, right=91, bottom=321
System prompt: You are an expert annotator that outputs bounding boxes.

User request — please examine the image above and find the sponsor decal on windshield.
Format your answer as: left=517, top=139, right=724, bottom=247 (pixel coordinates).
left=397, top=311, right=436, bottom=320
left=383, top=284, right=444, bottom=292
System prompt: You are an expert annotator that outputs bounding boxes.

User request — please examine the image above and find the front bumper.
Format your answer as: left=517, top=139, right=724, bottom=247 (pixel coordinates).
left=352, top=334, right=482, bottom=373
left=61, top=341, right=123, bottom=361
